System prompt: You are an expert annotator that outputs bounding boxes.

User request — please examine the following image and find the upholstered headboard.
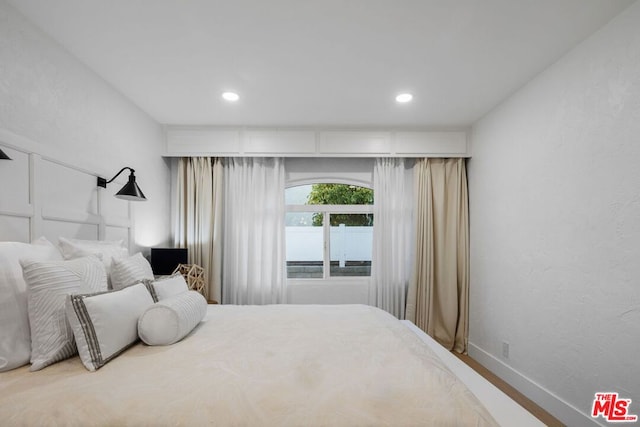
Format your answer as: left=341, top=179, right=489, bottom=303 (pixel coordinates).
left=0, top=137, right=133, bottom=248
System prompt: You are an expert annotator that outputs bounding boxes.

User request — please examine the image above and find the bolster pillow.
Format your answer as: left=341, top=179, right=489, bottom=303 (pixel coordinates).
left=138, top=290, right=207, bottom=346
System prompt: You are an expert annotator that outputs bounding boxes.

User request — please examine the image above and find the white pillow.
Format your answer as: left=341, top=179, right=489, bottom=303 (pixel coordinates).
left=58, top=237, right=128, bottom=287
left=138, top=291, right=207, bottom=346
left=66, top=283, right=155, bottom=371
left=147, top=274, right=189, bottom=301
left=21, top=256, right=108, bottom=371
left=0, top=238, right=62, bottom=372
left=110, top=252, right=154, bottom=290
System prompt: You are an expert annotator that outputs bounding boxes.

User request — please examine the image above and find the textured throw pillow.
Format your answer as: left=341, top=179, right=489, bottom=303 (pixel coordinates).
left=58, top=238, right=128, bottom=287
left=147, top=274, right=189, bottom=301
left=0, top=238, right=62, bottom=372
left=138, top=291, right=207, bottom=346
left=66, top=283, right=155, bottom=371
left=110, top=252, right=154, bottom=290
left=21, top=256, right=108, bottom=371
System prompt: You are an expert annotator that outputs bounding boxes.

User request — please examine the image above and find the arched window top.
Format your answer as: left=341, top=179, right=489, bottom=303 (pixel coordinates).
left=285, top=183, right=373, bottom=206
left=284, top=158, right=374, bottom=190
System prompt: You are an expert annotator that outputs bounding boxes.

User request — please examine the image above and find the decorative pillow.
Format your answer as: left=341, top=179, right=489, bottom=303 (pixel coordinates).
left=146, top=274, right=189, bottom=301
left=58, top=237, right=128, bottom=287
left=0, top=238, right=62, bottom=372
left=110, top=252, right=154, bottom=290
left=21, top=256, right=108, bottom=371
left=66, top=283, right=155, bottom=371
left=138, top=291, right=207, bottom=346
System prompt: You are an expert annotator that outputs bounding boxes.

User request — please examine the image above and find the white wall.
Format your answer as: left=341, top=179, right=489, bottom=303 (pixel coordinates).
left=468, top=2, right=640, bottom=426
left=0, top=0, right=170, bottom=250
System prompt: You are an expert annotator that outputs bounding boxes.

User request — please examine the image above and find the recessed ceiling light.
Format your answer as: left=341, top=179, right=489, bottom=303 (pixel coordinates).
left=222, top=92, right=239, bottom=102
left=395, top=93, right=413, bottom=103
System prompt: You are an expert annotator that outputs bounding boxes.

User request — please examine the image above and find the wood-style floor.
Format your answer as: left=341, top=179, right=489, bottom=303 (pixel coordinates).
left=454, top=353, right=565, bottom=427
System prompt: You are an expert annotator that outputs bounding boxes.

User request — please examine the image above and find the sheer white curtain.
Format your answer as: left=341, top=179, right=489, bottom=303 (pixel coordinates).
left=371, top=158, right=414, bottom=319
left=173, top=157, right=223, bottom=302
left=222, top=158, right=286, bottom=305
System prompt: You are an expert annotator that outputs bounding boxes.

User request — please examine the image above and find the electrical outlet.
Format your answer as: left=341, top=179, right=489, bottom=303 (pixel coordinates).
left=502, top=341, right=510, bottom=359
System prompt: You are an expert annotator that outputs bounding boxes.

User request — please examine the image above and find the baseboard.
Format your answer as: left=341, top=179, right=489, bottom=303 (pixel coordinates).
left=468, top=342, right=604, bottom=427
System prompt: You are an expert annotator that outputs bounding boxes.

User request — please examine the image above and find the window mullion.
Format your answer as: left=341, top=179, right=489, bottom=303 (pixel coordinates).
left=323, top=211, right=330, bottom=279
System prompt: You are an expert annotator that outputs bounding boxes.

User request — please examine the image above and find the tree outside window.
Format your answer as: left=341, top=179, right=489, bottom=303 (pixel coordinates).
left=307, top=184, right=373, bottom=226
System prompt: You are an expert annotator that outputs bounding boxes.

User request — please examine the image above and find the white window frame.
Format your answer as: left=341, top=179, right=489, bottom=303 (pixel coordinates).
left=285, top=202, right=373, bottom=281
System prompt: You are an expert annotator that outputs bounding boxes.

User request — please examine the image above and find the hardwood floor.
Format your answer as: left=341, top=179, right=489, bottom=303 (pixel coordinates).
left=453, top=353, right=565, bottom=427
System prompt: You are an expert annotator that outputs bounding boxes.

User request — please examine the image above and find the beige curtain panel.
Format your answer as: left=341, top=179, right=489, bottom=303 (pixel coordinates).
left=174, top=157, right=224, bottom=302
left=406, top=158, right=469, bottom=353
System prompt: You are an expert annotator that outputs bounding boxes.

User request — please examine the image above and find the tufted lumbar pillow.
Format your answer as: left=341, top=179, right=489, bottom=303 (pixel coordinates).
left=138, top=291, right=207, bottom=346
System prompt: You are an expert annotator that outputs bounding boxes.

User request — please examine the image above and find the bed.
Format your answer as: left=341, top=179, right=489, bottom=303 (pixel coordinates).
left=0, top=232, right=543, bottom=427
left=1, top=300, right=542, bottom=426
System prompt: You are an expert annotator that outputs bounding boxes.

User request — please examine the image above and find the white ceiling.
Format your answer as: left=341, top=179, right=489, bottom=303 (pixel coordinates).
left=8, top=0, right=636, bottom=128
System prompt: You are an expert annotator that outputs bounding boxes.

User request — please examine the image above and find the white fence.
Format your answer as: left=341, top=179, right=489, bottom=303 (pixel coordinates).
left=286, top=225, right=372, bottom=265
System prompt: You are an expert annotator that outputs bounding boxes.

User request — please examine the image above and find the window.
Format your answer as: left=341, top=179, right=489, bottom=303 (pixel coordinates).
left=285, top=183, right=373, bottom=279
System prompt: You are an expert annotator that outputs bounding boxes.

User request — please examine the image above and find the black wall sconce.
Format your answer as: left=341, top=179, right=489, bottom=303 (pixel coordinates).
left=97, top=167, right=147, bottom=201
left=0, top=148, right=11, bottom=160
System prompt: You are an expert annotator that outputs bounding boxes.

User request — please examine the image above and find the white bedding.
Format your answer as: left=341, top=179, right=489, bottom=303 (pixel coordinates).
left=0, top=304, right=521, bottom=426
left=402, top=321, right=544, bottom=427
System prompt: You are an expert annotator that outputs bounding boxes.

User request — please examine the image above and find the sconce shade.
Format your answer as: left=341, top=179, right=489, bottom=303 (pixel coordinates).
left=0, top=148, right=11, bottom=160
left=115, top=173, right=147, bottom=201
left=97, top=167, right=147, bottom=202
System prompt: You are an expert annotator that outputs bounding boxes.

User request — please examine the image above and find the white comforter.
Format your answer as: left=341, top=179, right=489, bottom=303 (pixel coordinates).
left=0, top=304, right=498, bottom=426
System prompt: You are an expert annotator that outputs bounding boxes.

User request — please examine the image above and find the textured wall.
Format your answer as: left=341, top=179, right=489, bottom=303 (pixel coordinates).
left=468, top=1, right=640, bottom=424
left=0, top=0, right=170, bottom=249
